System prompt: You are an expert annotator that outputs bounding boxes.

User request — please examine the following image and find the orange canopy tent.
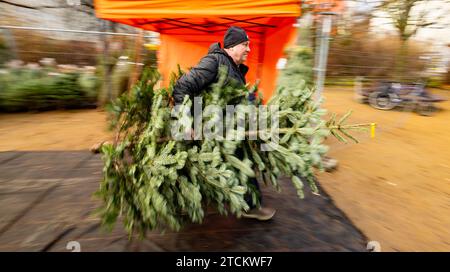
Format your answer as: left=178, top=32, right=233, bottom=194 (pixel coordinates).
left=94, top=0, right=341, bottom=100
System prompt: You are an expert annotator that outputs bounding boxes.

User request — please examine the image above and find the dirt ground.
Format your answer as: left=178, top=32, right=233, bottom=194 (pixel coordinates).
left=0, top=87, right=449, bottom=251
left=0, top=109, right=113, bottom=151
left=317, top=87, right=450, bottom=252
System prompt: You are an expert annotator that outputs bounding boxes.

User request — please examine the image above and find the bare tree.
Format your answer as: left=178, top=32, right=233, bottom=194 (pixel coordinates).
left=374, top=0, right=449, bottom=79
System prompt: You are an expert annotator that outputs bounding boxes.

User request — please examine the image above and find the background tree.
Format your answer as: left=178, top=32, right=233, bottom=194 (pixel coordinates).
left=374, top=0, right=449, bottom=80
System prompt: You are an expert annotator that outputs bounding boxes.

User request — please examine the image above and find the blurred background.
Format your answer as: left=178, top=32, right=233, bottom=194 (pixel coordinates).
left=0, top=0, right=449, bottom=252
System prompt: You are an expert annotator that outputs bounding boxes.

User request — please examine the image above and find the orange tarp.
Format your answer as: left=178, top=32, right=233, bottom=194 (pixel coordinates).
left=95, top=1, right=301, bottom=19
left=94, top=1, right=337, bottom=100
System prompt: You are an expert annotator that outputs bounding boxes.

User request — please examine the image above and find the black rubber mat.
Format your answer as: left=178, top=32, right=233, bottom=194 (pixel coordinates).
left=0, top=151, right=367, bottom=252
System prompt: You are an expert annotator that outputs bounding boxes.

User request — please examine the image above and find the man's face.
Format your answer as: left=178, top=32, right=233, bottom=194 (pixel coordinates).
left=231, top=41, right=250, bottom=64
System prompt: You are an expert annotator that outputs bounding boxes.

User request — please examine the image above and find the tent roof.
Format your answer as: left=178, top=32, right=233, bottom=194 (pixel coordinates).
left=94, top=0, right=301, bottom=19
left=94, top=1, right=347, bottom=36
left=94, top=0, right=301, bottom=35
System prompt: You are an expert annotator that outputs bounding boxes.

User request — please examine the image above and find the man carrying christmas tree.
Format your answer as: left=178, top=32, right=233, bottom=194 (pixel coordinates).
left=173, top=26, right=276, bottom=221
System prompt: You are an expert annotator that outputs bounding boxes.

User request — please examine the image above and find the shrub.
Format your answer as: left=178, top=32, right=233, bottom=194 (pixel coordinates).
left=0, top=69, right=100, bottom=112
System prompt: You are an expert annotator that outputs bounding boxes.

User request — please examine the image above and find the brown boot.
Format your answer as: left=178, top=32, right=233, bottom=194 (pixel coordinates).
left=242, top=207, right=276, bottom=221
left=322, top=156, right=338, bottom=172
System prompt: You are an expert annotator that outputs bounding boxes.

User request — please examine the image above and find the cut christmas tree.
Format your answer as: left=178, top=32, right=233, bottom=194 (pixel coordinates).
left=95, top=63, right=370, bottom=237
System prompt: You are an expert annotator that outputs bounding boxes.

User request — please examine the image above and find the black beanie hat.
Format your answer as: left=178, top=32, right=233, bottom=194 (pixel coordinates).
left=223, top=26, right=249, bottom=49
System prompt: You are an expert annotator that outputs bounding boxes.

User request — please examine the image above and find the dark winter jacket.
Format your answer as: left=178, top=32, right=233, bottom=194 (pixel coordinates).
left=172, top=42, right=249, bottom=105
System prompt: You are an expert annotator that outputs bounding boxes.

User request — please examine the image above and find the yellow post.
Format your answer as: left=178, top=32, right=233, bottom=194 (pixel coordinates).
left=371, top=123, right=376, bottom=138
